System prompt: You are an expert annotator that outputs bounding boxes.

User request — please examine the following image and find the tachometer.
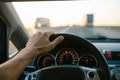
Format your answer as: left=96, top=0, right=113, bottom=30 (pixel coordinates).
left=79, top=54, right=97, bottom=68
left=56, top=48, right=79, bottom=65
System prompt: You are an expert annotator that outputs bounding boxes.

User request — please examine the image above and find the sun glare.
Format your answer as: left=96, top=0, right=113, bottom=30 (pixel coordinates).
left=13, top=0, right=120, bottom=27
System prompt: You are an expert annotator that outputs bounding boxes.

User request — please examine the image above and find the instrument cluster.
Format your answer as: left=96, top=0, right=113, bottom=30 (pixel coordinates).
left=35, top=48, right=97, bottom=69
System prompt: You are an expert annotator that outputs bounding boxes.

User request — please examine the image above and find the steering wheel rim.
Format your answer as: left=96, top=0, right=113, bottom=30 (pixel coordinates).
left=25, top=33, right=112, bottom=80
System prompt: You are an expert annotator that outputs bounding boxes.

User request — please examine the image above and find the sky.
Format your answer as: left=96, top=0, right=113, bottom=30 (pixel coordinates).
left=13, top=0, right=120, bottom=27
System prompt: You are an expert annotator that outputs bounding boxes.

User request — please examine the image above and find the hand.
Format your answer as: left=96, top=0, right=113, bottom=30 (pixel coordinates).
left=24, top=31, right=64, bottom=58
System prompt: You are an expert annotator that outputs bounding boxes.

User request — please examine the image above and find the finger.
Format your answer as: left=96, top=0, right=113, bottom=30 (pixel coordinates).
left=49, top=36, right=64, bottom=49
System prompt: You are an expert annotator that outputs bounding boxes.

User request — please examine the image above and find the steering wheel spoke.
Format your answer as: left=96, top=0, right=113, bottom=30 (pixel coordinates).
left=81, top=66, right=100, bottom=80
left=25, top=70, right=39, bottom=80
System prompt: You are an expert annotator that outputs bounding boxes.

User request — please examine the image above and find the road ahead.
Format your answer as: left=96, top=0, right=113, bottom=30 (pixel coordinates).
left=36, top=26, right=120, bottom=39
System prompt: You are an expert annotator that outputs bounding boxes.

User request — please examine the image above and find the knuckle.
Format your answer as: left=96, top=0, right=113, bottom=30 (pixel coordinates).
left=43, top=32, right=49, bottom=37
left=50, top=43, right=55, bottom=49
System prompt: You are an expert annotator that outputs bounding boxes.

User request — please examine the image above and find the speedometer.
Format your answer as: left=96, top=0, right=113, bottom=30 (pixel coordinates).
left=56, top=48, right=79, bottom=65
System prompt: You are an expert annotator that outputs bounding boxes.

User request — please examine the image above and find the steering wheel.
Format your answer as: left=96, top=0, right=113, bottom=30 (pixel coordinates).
left=24, top=33, right=111, bottom=80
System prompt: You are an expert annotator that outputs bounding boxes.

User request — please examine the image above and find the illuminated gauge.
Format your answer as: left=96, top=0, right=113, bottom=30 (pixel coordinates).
left=56, top=48, right=79, bottom=65
left=36, top=54, right=55, bottom=68
left=79, top=54, right=97, bottom=68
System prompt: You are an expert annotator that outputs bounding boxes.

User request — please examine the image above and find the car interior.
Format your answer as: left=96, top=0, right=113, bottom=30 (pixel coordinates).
left=0, top=0, right=120, bottom=80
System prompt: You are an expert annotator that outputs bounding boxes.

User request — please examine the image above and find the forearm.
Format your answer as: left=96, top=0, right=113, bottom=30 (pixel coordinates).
left=0, top=48, right=34, bottom=80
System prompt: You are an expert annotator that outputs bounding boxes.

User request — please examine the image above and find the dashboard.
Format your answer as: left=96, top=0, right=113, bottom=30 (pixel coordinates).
left=26, top=34, right=120, bottom=80
left=27, top=42, right=120, bottom=80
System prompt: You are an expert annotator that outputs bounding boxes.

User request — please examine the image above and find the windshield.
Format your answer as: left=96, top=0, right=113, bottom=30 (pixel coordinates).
left=13, top=0, right=120, bottom=40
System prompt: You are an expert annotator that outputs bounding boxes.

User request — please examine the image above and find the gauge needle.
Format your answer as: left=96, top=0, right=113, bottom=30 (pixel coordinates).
left=45, top=60, right=49, bottom=65
left=65, top=51, right=69, bottom=60
left=85, top=59, right=89, bottom=65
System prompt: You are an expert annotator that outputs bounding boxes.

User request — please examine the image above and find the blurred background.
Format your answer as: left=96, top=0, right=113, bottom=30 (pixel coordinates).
left=9, top=0, right=120, bottom=54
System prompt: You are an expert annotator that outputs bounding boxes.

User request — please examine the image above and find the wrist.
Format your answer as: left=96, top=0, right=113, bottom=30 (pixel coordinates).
left=17, top=48, right=36, bottom=61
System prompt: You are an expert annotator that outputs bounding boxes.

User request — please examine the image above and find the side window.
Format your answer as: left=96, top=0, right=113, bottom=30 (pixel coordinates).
left=9, top=41, right=18, bottom=57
